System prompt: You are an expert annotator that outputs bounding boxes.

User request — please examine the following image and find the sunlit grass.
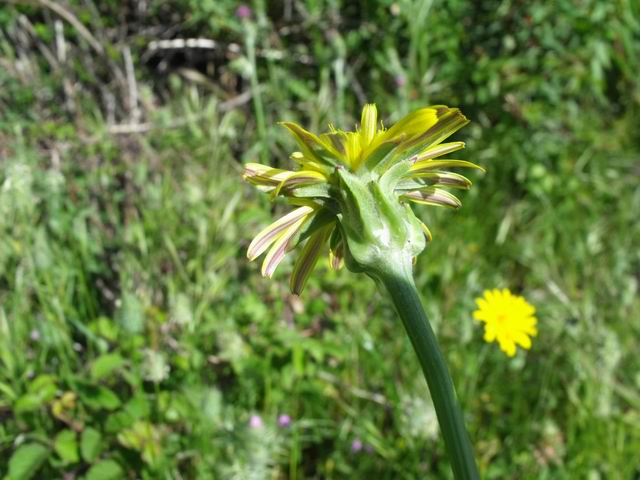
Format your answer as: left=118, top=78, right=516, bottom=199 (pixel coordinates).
left=1, top=0, right=639, bottom=478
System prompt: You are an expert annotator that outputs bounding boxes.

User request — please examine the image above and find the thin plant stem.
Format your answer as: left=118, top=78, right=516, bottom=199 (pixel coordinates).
left=245, top=23, right=268, bottom=164
left=375, top=264, right=479, bottom=479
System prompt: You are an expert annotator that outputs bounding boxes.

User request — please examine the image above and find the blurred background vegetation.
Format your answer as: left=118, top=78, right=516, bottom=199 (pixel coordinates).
left=1, top=0, right=639, bottom=478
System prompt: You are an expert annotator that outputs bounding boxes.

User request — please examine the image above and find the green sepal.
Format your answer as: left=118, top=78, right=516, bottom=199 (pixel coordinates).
left=378, top=158, right=413, bottom=193
left=363, top=141, right=398, bottom=172
left=296, top=208, right=336, bottom=244
left=335, top=167, right=425, bottom=276
left=288, top=183, right=332, bottom=199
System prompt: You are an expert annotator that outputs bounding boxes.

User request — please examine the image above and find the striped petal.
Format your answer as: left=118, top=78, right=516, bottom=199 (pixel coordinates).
left=364, top=107, right=468, bottom=172
left=417, top=141, right=465, bottom=160
left=247, top=206, right=314, bottom=261
left=379, top=107, right=442, bottom=144
left=410, top=159, right=485, bottom=174
left=272, top=170, right=328, bottom=197
left=261, top=215, right=310, bottom=278
left=280, top=122, right=341, bottom=166
left=397, top=108, right=469, bottom=155
left=397, top=172, right=472, bottom=190
left=329, top=241, right=344, bottom=270
left=290, top=152, right=330, bottom=174
left=319, top=130, right=348, bottom=156
left=243, top=163, right=295, bottom=187
left=290, top=225, right=332, bottom=295
left=364, top=106, right=441, bottom=158
left=401, top=188, right=462, bottom=209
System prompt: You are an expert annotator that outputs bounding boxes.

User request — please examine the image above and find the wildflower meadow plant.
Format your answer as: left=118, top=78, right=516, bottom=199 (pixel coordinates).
left=473, top=289, right=538, bottom=357
left=244, top=104, right=484, bottom=478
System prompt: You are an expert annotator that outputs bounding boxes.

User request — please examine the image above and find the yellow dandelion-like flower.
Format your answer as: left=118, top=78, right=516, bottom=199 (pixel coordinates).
left=473, top=289, right=538, bottom=357
left=244, top=103, right=485, bottom=477
left=243, top=104, right=484, bottom=295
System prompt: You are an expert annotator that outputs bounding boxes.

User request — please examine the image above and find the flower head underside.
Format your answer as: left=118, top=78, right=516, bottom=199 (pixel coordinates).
left=243, top=104, right=484, bottom=294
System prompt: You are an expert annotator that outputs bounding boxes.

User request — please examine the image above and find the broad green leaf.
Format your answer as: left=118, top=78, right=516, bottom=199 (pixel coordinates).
left=123, top=393, right=151, bottom=420
left=84, top=460, right=123, bottom=480
left=14, top=375, right=57, bottom=414
left=77, top=384, right=121, bottom=411
left=80, top=427, right=102, bottom=462
left=7, top=443, right=49, bottom=480
left=14, top=393, right=48, bottom=414
left=90, top=353, right=125, bottom=381
left=27, top=375, right=56, bottom=392
left=53, top=429, right=79, bottom=464
left=104, top=410, right=134, bottom=434
left=90, top=316, right=119, bottom=342
left=117, top=421, right=162, bottom=466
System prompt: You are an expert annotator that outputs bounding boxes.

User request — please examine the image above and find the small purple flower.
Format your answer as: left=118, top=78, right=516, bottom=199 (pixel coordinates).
left=249, top=414, right=263, bottom=429
left=351, top=438, right=363, bottom=453
left=278, top=414, right=292, bottom=428
left=236, top=5, right=252, bottom=19
left=394, top=74, right=407, bottom=87
left=30, top=330, right=41, bottom=341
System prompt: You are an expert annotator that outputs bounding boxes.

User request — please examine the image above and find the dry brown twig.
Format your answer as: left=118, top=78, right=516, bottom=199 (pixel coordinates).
left=31, top=0, right=105, bottom=56
left=122, top=45, right=141, bottom=123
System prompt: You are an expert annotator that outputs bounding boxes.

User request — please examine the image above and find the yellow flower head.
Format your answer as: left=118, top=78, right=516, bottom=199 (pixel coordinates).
left=473, top=289, right=537, bottom=357
left=243, top=104, right=484, bottom=294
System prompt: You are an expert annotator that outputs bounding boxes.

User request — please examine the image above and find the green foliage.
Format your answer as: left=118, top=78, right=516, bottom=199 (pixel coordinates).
left=7, top=443, right=49, bottom=480
left=80, top=428, right=103, bottom=463
left=1, top=0, right=639, bottom=478
left=53, top=430, right=79, bottom=465
left=84, top=460, right=124, bottom=480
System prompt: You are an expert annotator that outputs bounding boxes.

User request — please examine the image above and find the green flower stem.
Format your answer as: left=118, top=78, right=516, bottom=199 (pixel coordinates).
left=375, top=262, right=479, bottom=480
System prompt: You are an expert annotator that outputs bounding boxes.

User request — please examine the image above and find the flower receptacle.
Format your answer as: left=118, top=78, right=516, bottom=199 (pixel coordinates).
left=335, top=167, right=426, bottom=277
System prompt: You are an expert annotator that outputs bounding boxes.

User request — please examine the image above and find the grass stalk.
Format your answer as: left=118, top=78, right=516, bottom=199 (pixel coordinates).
left=245, top=23, right=268, bottom=164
